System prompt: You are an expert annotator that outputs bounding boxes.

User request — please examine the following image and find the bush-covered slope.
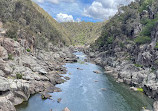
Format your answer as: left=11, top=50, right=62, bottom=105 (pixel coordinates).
left=61, top=22, right=104, bottom=46
left=91, top=0, right=158, bottom=68
left=87, top=0, right=158, bottom=100
left=0, top=0, right=71, bottom=49
left=92, top=0, right=157, bottom=50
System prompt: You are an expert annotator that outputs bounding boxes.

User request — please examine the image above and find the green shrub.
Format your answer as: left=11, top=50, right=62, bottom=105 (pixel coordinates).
left=140, top=14, right=158, bottom=37
left=16, top=73, right=23, bottom=79
left=151, top=67, right=156, bottom=72
left=134, top=64, right=143, bottom=67
left=107, top=36, right=114, bottom=44
left=26, top=48, right=31, bottom=52
left=155, top=42, right=158, bottom=49
left=139, top=0, right=153, bottom=12
left=6, top=29, right=17, bottom=39
left=8, top=54, right=13, bottom=60
left=140, top=18, right=150, bottom=25
left=119, top=42, right=125, bottom=48
left=154, top=60, right=158, bottom=65
left=134, top=36, right=151, bottom=44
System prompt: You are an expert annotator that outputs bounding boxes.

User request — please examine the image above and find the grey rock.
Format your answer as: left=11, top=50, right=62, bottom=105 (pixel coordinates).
left=57, top=98, right=62, bottom=103
left=64, top=76, right=70, bottom=80
left=0, top=46, right=8, bottom=60
left=63, top=107, right=70, bottom=111
left=93, top=70, right=101, bottom=74
left=39, top=69, right=47, bottom=75
left=41, top=92, right=52, bottom=99
left=153, top=101, right=158, bottom=111
left=0, top=77, right=10, bottom=92
left=0, top=98, right=16, bottom=111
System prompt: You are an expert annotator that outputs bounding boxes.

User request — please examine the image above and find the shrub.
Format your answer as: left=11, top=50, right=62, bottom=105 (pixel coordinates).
left=151, top=67, right=156, bottom=72
left=140, top=14, right=158, bottom=37
left=8, top=54, right=13, bottom=60
left=134, top=64, right=143, bottom=67
left=107, top=36, right=114, bottom=44
left=155, top=42, right=158, bottom=49
left=139, top=0, right=153, bottom=12
left=134, top=36, right=151, bottom=44
left=6, top=29, right=17, bottom=39
left=16, top=73, right=23, bottom=79
left=154, top=60, right=158, bottom=65
left=119, top=42, right=125, bottom=48
left=26, top=48, right=31, bottom=52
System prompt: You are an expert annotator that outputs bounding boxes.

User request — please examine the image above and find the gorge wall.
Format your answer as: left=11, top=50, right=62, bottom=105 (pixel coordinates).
left=87, top=0, right=158, bottom=100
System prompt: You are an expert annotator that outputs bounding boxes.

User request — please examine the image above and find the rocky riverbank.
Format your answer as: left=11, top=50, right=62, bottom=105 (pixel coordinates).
left=83, top=47, right=158, bottom=111
left=0, top=36, right=77, bottom=111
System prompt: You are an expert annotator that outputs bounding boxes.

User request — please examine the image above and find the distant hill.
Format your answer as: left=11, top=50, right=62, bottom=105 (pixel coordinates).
left=61, top=22, right=104, bottom=46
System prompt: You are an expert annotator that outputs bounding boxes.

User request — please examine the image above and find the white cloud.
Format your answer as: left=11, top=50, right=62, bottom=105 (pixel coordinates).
left=76, top=18, right=81, bottom=22
left=33, top=0, right=74, bottom=4
left=55, top=13, right=74, bottom=22
left=55, top=13, right=82, bottom=22
left=83, top=0, right=134, bottom=20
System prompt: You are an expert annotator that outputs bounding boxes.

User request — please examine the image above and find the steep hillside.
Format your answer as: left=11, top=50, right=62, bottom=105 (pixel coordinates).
left=0, top=0, right=71, bottom=50
left=61, top=22, right=103, bottom=46
left=88, top=0, right=158, bottom=100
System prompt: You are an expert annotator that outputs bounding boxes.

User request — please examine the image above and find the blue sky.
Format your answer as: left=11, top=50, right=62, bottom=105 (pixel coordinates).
left=32, top=0, right=134, bottom=22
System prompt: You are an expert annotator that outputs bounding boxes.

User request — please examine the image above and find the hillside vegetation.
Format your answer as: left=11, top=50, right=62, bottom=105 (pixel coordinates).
left=92, top=0, right=157, bottom=51
left=61, top=22, right=104, bottom=46
left=91, top=0, right=158, bottom=68
left=0, top=0, right=71, bottom=50
left=87, top=0, right=158, bottom=100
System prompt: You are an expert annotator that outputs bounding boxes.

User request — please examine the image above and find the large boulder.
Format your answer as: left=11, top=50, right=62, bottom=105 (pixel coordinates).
left=153, top=101, right=158, bottom=111
left=0, top=98, right=16, bottom=111
left=0, top=77, right=10, bottom=92
left=0, top=46, right=8, bottom=60
left=0, top=38, right=20, bottom=56
left=0, top=59, right=13, bottom=74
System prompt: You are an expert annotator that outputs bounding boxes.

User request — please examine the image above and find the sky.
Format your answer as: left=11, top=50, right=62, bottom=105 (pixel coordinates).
left=32, top=0, right=134, bottom=23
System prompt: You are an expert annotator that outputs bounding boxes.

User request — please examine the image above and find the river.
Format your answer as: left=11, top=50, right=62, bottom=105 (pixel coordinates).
left=16, top=52, right=154, bottom=111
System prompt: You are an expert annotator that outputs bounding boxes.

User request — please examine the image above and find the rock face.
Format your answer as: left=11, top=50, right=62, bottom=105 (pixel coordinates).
left=0, top=36, right=76, bottom=110
left=0, top=77, right=10, bottom=91
left=153, top=101, right=158, bottom=111
left=0, top=98, right=16, bottom=111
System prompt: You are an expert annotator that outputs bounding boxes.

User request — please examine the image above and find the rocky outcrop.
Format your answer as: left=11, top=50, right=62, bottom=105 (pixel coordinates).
left=0, top=35, right=77, bottom=111
left=85, top=0, right=158, bottom=108
left=153, top=101, right=158, bottom=111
